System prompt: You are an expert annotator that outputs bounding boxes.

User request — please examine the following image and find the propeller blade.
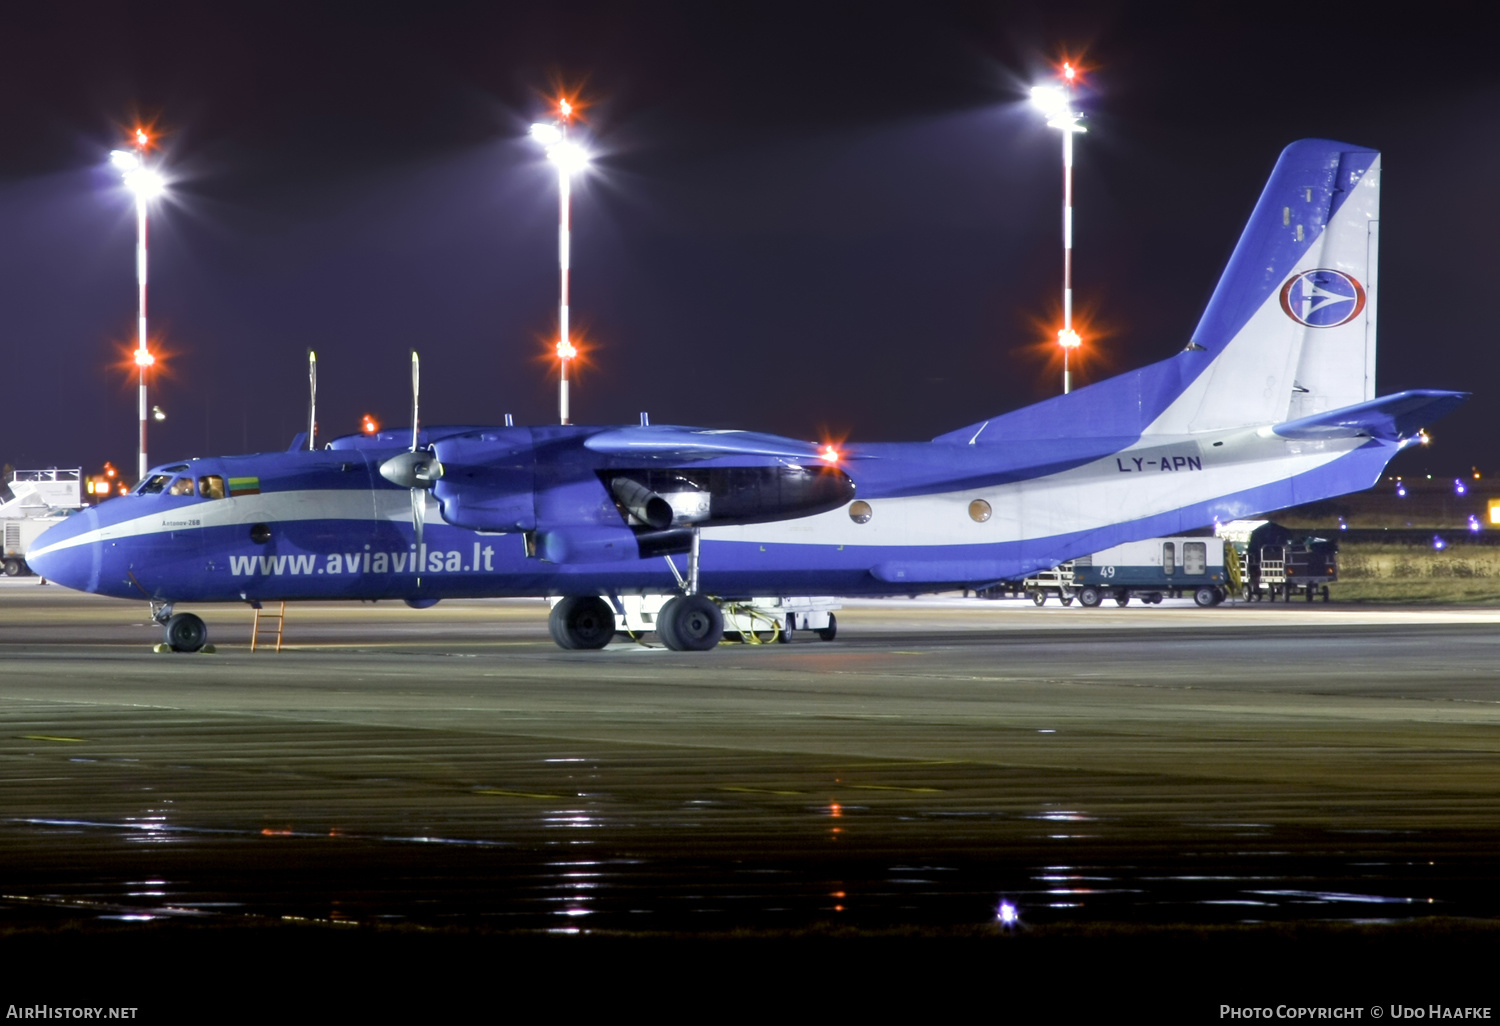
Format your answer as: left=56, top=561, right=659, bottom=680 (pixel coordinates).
left=412, top=487, right=425, bottom=558
left=410, top=350, right=420, bottom=453
left=307, top=349, right=317, bottom=451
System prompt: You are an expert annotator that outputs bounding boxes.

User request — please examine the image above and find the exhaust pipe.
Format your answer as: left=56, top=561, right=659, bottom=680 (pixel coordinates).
left=609, top=478, right=674, bottom=531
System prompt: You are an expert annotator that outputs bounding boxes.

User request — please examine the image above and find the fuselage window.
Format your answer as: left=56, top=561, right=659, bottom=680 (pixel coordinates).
left=1184, top=542, right=1207, bottom=575
left=198, top=476, right=226, bottom=500
left=849, top=500, right=873, bottom=524
left=1162, top=542, right=1176, bottom=575
left=969, top=499, right=992, bottom=523
left=168, top=477, right=195, bottom=497
left=138, top=475, right=172, bottom=495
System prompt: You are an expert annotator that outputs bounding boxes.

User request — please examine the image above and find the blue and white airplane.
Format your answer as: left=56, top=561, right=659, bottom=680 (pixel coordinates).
left=29, top=139, right=1467, bottom=652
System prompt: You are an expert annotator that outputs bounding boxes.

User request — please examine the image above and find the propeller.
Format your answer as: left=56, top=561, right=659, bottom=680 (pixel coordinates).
left=377, top=351, right=444, bottom=583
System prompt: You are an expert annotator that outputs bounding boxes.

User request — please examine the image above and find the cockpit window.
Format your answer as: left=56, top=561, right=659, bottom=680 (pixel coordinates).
left=138, top=474, right=172, bottom=495
left=198, top=476, right=226, bottom=500
left=168, top=477, right=195, bottom=497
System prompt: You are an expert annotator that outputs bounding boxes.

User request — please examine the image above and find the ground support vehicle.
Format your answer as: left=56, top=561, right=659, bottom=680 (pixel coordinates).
left=1023, top=563, right=1075, bottom=606
left=2, top=512, right=72, bottom=576
left=1071, top=537, right=1228, bottom=607
left=1218, top=520, right=1337, bottom=602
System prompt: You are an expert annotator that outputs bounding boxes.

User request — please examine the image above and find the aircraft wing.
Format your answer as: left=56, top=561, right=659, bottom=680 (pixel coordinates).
left=583, top=426, right=841, bottom=462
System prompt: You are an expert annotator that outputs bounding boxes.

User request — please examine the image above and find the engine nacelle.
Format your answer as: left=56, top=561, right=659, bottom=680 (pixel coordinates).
left=432, top=433, right=536, bottom=532
left=603, top=465, right=854, bottom=528
left=532, top=526, right=640, bottom=564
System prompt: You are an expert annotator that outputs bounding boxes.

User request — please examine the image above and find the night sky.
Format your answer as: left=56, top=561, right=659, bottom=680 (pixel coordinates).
left=2, top=3, right=1494, bottom=480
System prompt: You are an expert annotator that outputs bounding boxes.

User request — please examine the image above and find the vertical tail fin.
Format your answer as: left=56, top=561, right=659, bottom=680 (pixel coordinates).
left=935, top=140, right=1383, bottom=447
left=1157, top=139, right=1380, bottom=434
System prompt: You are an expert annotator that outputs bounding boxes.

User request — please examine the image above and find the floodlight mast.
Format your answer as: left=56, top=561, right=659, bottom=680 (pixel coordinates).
left=1031, top=65, right=1086, bottom=394
left=111, top=129, right=160, bottom=480
left=530, top=100, right=587, bottom=425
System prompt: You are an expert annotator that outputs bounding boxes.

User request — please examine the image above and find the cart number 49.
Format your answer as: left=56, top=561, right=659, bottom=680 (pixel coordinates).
left=1102, top=566, right=1115, bottom=577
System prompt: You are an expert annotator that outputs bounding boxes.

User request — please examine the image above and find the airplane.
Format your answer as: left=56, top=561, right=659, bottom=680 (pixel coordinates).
left=28, top=138, right=1468, bottom=653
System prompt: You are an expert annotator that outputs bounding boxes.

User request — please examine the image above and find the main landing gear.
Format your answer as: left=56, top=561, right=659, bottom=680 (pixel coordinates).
left=651, top=530, right=723, bottom=651
left=547, top=529, right=841, bottom=653
left=546, top=592, right=728, bottom=652
left=548, top=595, right=617, bottom=650
left=656, top=594, right=724, bottom=651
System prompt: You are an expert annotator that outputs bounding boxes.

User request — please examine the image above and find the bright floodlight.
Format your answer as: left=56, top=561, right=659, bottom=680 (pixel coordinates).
left=123, top=166, right=166, bottom=199
left=1030, top=85, right=1068, bottom=117
left=547, top=139, right=590, bottom=176
left=1032, top=62, right=1087, bottom=394
left=110, top=149, right=140, bottom=171
left=531, top=98, right=589, bottom=424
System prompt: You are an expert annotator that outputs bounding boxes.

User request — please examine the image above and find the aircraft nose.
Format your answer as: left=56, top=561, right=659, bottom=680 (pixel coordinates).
left=25, top=508, right=100, bottom=591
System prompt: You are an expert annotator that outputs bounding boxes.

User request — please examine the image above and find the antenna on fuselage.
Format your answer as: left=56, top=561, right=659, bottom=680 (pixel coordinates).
left=307, top=349, right=317, bottom=451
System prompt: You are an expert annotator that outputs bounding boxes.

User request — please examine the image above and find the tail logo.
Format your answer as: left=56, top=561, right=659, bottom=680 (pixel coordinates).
left=1279, top=269, right=1367, bottom=328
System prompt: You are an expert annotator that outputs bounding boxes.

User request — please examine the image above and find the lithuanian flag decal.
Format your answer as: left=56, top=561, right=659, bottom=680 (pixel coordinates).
left=228, top=476, right=261, bottom=496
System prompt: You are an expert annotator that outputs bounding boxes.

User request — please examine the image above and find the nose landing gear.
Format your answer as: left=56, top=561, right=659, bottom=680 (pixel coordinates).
left=148, top=600, right=208, bottom=652
left=163, top=612, right=208, bottom=652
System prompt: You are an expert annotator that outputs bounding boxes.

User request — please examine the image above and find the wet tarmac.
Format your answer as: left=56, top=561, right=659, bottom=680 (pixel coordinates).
left=2, top=582, right=1499, bottom=1007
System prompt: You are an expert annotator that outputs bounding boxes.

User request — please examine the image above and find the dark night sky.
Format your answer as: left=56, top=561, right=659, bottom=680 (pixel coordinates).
left=2, top=2, right=1495, bottom=480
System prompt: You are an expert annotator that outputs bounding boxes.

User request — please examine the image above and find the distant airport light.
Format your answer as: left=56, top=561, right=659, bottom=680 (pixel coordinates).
left=1489, top=501, right=1500, bottom=526
left=1455, top=478, right=1467, bottom=496
left=151, top=405, right=166, bottom=422
left=1031, top=60, right=1087, bottom=394
left=997, top=900, right=1019, bottom=926
left=110, top=128, right=167, bottom=482
left=1396, top=483, right=1407, bottom=498
left=531, top=95, right=591, bottom=425
left=1469, top=515, right=1481, bottom=533
left=1029, top=86, right=1068, bottom=118
left=1433, top=535, right=1447, bottom=551
left=547, top=139, right=590, bottom=176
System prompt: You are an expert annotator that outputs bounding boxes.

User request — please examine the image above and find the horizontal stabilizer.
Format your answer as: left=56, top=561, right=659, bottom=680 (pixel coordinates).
left=1271, top=389, right=1469, bottom=441
left=585, top=426, right=835, bottom=462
